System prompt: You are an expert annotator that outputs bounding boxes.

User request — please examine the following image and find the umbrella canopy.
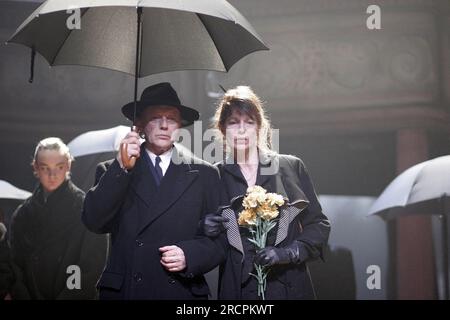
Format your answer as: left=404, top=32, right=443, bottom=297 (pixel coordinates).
left=67, top=125, right=133, bottom=157
left=368, top=155, right=450, bottom=300
left=7, top=0, right=268, bottom=76
left=368, top=155, right=450, bottom=219
left=8, top=0, right=269, bottom=170
left=0, top=180, right=32, bottom=200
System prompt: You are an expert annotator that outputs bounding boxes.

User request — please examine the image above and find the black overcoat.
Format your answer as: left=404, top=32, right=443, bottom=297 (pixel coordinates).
left=216, top=152, right=330, bottom=299
left=9, top=180, right=107, bottom=299
left=82, top=145, right=226, bottom=299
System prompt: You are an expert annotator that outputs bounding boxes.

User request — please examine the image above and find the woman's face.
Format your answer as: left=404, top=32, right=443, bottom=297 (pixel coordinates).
left=224, top=110, right=259, bottom=154
left=33, top=149, right=70, bottom=193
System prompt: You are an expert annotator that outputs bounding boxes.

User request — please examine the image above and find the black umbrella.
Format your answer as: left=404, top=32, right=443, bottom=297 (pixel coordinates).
left=7, top=0, right=268, bottom=123
left=7, top=0, right=268, bottom=168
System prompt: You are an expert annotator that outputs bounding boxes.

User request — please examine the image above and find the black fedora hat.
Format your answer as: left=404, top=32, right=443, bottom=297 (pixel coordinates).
left=122, top=82, right=200, bottom=127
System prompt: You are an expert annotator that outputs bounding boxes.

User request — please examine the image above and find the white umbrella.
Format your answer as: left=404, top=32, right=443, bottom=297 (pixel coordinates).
left=0, top=180, right=32, bottom=200
left=368, top=155, right=450, bottom=218
left=68, top=125, right=146, bottom=191
left=68, top=125, right=131, bottom=157
left=368, top=155, right=450, bottom=300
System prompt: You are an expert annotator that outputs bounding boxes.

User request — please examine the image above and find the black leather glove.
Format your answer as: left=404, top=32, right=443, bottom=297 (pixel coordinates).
left=254, top=242, right=303, bottom=267
left=202, top=214, right=229, bottom=237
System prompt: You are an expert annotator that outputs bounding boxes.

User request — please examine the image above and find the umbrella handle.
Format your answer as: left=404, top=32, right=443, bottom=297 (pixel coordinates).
left=120, top=143, right=139, bottom=170
left=120, top=126, right=141, bottom=170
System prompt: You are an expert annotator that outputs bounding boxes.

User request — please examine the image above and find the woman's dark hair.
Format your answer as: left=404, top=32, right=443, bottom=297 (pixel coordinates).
left=212, top=86, right=273, bottom=154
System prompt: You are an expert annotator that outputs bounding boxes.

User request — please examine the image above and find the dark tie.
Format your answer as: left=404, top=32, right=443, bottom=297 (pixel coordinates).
left=155, top=156, right=164, bottom=184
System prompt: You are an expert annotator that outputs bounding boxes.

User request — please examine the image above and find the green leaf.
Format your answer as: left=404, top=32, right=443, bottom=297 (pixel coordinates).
left=266, top=223, right=277, bottom=233
left=248, top=238, right=260, bottom=247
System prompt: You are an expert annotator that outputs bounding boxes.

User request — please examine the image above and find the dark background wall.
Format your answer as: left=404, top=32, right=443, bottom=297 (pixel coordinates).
left=1, top=0, right=449, bottom=197
left=1, top=0, right=450, bottom=300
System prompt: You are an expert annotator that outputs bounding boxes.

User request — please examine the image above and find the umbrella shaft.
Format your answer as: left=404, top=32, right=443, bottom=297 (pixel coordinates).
left=133, top=7, right=143, bottom=126
left=442, top=212, right=450, bottom=299
left=29, top=47, right=36, bottom=83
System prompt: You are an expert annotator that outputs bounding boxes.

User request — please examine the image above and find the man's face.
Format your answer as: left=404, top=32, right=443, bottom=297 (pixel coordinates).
left=138, top=105, right=182, bottom=153
left=33, top=149, right=70, bottom=193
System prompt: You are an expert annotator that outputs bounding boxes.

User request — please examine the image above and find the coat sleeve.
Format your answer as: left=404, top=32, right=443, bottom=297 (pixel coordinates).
left=0, top=229, right=15, bottom=299
left=8, top=206, right=32, bottom=299
left=176, top=165, right=227, bottom=277
left=82, top=160, right=132, bottom=234
left=292, top=158, right=331, bottom=263
left=56, top=231, right=108, bottom=300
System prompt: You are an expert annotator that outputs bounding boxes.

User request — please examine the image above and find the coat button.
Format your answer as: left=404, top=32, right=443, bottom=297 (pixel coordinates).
left=135, top=239, right=143, bottom=247
left=186, top=273, right=194, bottom=279
left=133, top=273, right=142, bottom=282
left=168, top=277, right=176, bottom=284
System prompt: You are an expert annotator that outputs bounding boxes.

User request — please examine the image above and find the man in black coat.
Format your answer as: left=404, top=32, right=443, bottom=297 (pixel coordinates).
left=9, top=138, right=107, bottom=300
left=82, top=82, right=225, bottom=300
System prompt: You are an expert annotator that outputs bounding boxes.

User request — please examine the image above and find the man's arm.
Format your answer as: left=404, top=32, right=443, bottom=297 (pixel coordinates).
left=294, top=158, right=331, bottom=262
left=82, top=160, right=132, bottom=234
left=9, top=207, right=32, bottom=299
left=56, top=231, right=108, bottom=300
left=174, top=165, right=228, bottom=277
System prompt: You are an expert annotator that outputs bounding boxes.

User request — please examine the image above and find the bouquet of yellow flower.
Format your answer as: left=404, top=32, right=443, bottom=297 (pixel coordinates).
left=238, top=185, right=285, bottom=300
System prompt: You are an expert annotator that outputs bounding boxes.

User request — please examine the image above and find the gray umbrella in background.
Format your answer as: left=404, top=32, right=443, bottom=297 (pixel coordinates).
left=67, top=125, right=131, bottom=158
left=6, top=0, right=268, bottom=123
left=0, top=180, right=32, bottom=200
left=0, top=179, right=32, bottom=228
left=368, top=155, right=450, bottom=219
left=368, top=155, right=450, bottom=299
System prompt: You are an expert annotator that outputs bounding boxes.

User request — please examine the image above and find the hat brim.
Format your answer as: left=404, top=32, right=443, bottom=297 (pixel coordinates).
left=122, top=101, right=200, bottom=127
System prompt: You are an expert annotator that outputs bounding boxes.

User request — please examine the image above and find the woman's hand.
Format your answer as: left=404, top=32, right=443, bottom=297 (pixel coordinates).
left=254, top=242, right=303, bottom=267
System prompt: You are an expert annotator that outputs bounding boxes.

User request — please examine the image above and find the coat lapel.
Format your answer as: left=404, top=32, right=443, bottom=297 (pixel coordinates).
left=130, top=151, right=158, bottom=209
left=222, top=162, right=246, bottom=185
left=272, top=154, right=310, bottom=246
left=137, top=146, right=199, bottom=235
left=219, top=195, right=245, bottom=258
left=255, top=151, right=273, bottom=187
left=222, top=208, right=244, bottom=259
left=220, top=152, right=311, bottom=252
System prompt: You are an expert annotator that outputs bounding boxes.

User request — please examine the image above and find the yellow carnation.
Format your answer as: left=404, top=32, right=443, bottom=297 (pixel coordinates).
left=238, top=208, right=257, bottom=226
left=243, top=193, right=259, bottom=209
left=266, top=193, right=285, bottom=207
left=247, top=186, right=266, bottom=194
left=257, top=203, right=279, bottom=220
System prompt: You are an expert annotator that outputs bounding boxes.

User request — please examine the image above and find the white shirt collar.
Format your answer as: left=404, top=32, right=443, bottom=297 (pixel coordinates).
left=146, top=147, right=173, bottom=176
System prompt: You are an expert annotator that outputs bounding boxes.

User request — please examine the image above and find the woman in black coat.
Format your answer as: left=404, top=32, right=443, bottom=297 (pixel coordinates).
left=204, top=86, right=331, bottom=299
left=9, top=137, right=107, bottom=299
